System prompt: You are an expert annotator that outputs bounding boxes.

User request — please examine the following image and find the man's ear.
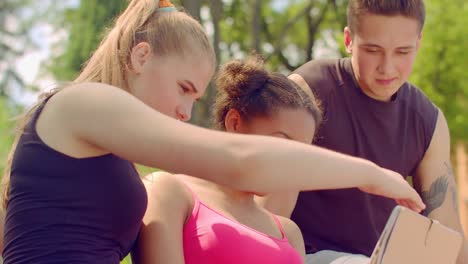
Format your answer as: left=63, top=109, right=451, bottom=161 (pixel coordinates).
left=129, top=42, right=152, bottom=74
left=416, top=32, right=423, bottom=50
left=344, top=27, right=353, bottom=54
left=224, top=108, right=244, bottom=133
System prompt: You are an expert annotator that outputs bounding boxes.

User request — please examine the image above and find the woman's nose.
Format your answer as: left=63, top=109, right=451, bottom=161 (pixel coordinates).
left=176, top=105, right=191, bottom=122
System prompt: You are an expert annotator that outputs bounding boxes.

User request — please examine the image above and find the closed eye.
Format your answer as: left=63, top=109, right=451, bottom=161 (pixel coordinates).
left=397, top=50, right=411, bottom=55
left=365, top=48, right=379, bottom=53
left=180, top=84, right=190, bottom=93
left=179, top=80, right=202, bottom=101
left=360, top=44, right=381, bottom=54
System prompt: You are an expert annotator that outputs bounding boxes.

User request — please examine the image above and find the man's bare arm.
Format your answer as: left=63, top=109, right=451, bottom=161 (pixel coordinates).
left=414, top=109, right=467, bottom=264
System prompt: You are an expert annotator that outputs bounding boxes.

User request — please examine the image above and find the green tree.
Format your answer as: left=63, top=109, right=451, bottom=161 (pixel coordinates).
left=188, top=0, right=347, bottom=125
left=411, top=0, right=468, bottom=142
left=50, top=0, right=128, bottom=81
left=0, top=0, right=35, bottom=96
left=0, top=99, right=15, bottom=176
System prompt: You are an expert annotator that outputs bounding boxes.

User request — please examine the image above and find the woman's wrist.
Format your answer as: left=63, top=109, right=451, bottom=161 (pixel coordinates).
left=359, top=159, right=380, bottom=189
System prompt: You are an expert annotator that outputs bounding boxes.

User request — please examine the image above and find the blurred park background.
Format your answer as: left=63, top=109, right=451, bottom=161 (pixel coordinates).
left=0, top=0, right=467, bottom=263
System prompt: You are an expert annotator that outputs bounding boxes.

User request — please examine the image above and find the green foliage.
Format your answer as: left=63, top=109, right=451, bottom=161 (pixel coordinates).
left=136, top=164, right=157, bottom=177
left=261, top=0, right=311, bottom=70
left=121, top=255, right=132, bottom=264
left=0, top=0, right=35, bottom=96
left=50, top=0, right=128, bottom=81
left=0, top=99, right=15, bottom=176
left=217, top=0, right=250, bottom=61
left=218, top=0, right=347, bottom=71
left=411, top=0, right=468, bottom=142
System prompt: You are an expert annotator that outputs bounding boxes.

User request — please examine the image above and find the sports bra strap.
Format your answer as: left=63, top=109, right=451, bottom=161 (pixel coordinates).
left=271, top=214, right=286, bottom=240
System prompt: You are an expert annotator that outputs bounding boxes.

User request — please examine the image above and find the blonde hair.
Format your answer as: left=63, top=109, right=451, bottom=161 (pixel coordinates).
left=1, top=0, right=216, bottom=208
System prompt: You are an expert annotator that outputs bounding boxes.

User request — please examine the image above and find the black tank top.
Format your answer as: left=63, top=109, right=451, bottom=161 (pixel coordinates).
left=291, top=58, right=438, bottom=256
left=3, top=97, right=148, bottom=263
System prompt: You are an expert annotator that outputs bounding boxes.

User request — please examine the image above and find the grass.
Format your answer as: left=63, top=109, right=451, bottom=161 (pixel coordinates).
left=121, top=255, right=132, bottom=264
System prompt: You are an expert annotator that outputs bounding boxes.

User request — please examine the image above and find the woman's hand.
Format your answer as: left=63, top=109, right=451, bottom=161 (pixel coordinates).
left=359, top=167, right=426, bottom=213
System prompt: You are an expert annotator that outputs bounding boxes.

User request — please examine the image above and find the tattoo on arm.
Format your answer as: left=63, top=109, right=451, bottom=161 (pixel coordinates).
left=421, top=161, right=458, bottom=217
left=421, top=177, right=449, bottom=216
left=445, top=162, right=460, bottom=215
left=451, top=184, right=459, bottom=215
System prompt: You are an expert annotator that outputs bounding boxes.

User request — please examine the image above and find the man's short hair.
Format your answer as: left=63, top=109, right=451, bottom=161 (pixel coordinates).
left=347, top=0, right=426, bottom=35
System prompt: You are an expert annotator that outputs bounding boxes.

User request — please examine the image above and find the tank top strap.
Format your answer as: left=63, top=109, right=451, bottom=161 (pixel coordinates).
left=28, top=93, right=55, bottom=134
left=271, top=214, right=287, bottom=240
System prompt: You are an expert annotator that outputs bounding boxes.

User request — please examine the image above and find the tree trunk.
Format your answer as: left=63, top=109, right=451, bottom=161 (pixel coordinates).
left=251, top=0, right=262, bottom=52
left=188, top=0, right=223, bottom=127
left=181, top=0, right=201, bottom=21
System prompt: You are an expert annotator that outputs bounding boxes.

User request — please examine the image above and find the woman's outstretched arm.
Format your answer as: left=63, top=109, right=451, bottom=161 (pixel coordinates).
left=47, top=82, right=424, bottom=212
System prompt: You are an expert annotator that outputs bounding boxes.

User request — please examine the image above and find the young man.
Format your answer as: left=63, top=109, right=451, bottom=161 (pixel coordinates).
left=285, top=1, right=467, bottom=263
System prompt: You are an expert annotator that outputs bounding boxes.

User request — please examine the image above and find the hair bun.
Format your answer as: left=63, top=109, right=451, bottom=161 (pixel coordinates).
left=216, top=55, right=269, bottom=98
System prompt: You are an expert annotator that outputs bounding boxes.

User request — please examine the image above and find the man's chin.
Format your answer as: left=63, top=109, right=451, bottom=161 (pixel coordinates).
left=370, top=86, right=401, bottom=102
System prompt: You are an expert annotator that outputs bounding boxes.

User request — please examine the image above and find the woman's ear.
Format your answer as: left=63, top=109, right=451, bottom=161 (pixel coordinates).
left=224, top=108, right=244, bottom=133
left=129, top=42, right=152, bottom=74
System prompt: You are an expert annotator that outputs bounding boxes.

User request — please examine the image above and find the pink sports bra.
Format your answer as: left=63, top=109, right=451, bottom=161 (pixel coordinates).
left=182, top=186, right=303, bottom=264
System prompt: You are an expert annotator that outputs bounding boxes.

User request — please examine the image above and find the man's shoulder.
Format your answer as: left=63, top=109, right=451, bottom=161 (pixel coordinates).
left=399, top=83, right=439, bottom=144
left=400, top=82, right=438, bottom=114
left=293, top=58, right=339, bottom=79
left=295, top=58, right=338, bottom=69
left=292, top=58, right=344, bottom=100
